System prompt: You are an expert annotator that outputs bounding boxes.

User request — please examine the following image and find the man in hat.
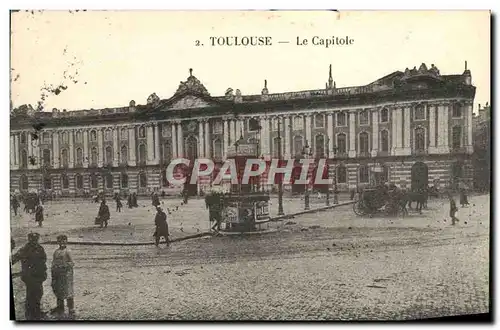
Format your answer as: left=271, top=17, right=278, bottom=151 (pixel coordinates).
left=11, top=194, right=20, bottom=216
left=35, top=203, right=44, bottom=227
left=97, top=200, right=110, bottom=228
left=12, top=232, right=47, bottom=320
left=153, top=206, right=169, bottom=247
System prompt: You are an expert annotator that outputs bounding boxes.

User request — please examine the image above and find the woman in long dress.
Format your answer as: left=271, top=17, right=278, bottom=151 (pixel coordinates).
left=51, top=235, right=75, bottom=317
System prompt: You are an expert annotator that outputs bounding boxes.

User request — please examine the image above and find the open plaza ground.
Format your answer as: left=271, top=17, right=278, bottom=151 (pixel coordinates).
left=10, top=193, right=490, bottom=320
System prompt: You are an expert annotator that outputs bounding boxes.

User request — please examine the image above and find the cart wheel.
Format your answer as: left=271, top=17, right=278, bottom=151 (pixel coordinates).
left=353, top=200, right=366, bottom=216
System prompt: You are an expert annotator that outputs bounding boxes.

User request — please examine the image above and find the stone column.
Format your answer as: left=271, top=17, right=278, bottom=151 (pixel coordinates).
left=154, top=123, right=160, bottom=162
left=231, top=120, right=237, bottom=144
left=260, top=117, right=269, bottom=157
left=53, top=131, right=60, bottom=169
left=14, top=134, right=19, bottom=165
left=177, top=121, right=184, bottom=158
left=284, top=116, right=291, bottom=159
left=437, top=103, right=449, bottom=153
left=466, top=102, right=473, bottom=153
left=171, top=122, right=177, bottom=158
left=198, top=120, right=205, bottom=158
left=443, top=104, right=449, bottom=152
left=83, top=130, right=89, bottom=168
left=146, top=124, right=154, bottom=163
left=235, top=119, right=241, bottom=141
left=371, top=110, right=378, bottom=157
left=112, top=127, right=119, bottom=167
left=204, top=120, right=210, bottom=158
left=10, top=135, right=15, bottom=168
left=305, top=114, right=312, bottom=149
left=128, top=126, right=136, bottom=166
left=428, top=104, right=437, bottom=154
left=327, top=113, right=334, bottom=156
left=402, top=106, right=411, bottom=155
left=69, top=130, right=74, bottom=168
left=223, top=118, right=229, bottom=159
left=97, top=129, right=103, bottom=167
left=392, top=107, right=403, bottom=155
left=348, top=111, right=356, bottom=158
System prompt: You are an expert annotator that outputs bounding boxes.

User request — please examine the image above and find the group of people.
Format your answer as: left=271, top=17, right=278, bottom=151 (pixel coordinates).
left=11, top=193, right=45, bottom=227
left=11, top=233, right=75, bottom=320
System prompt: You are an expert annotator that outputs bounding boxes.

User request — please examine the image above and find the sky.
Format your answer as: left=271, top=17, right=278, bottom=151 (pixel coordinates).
left=10, top=10, right=490, bottom=112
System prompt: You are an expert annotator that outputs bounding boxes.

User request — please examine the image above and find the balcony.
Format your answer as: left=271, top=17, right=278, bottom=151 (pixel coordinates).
left=451, top=146, right=467, bottom=154
left=334, top=152, right=348, bottom=159
left=357, top=151, right=371, bottom=159
left=377, top=150, right=390, bottom=157
left=412, top=149, right=429, bottom=156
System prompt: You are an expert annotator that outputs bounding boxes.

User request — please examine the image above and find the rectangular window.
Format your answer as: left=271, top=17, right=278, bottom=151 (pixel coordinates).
left=336, top=112, right=347, bottom=127
left=359, top=111, right=369, bottom=126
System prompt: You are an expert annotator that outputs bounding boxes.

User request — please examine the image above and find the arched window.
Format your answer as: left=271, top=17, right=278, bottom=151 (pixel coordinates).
left=315, top=134, right=325, bottom=158
left=19, top=174, right=29, bottom=191
left=91, top=147, right=98, bottom=166
left=121, top=173, right=128, bottom=188
left=139, top=126, right=146, bottom=139
left=214, top=139, right=223, bottom=159
left=139, top=172, right=147, bottom=188
left=381, top=108, right=389, bottom=123
left=61, top=132, right=69, bottom=144
left=121, top=128, right=128, bottom=140
left=90, top=130, right=97, bottom=142
left=20, top=132, right=27, bottom=144
left=248, top=118, right=260, bottom=132
left=337, top=133, right=347, bottom=154
left=61, top=174, right=69, bottom=189
left=359, top=110, right=369, bottom=125
left=120, top=145, right=128, bottom=164
left=415, top=127, right=426, bottom=152
left=452, top=103, right=462, bottom=118
left=293, top=116, right=303, bottom=130
left=20, top=149, right=28, bottom=168
left=43, top=176, right=52, bottom=189
left=380, top=130, right=389, bottom=152
left=359, top=132, right=369, bottom=154
left=76, top=148, right=83, bottom=166
left=75, top=131, right=82, bottom=143
left=452, top=126, right=462, bottom=149
left=294, top=136, right=304, bottom=157
left=315, top=114, right=324, bottom=128
left=43, top=149, right=51, bottom=166
left=105, top=146, right=113, bottom=165
left=337, top=165, right=347, bottom=184
left=359, top=165, right=369, bottom=183
left=104, top=128, right=112, bottom=142
left=414, top=104, right=426, bottom=120
left=61, top=149, right=69, bottom=167
left=90, top=174, right=98, bottom=189
left=75, top=174, right=83, bottom=189
left=337, top=112, right=346, bottom=126
left=138, top=144, right=146, bottom=164
left=106, top=174, right=113, bottom=189
left=186, top=136, right=198, bottom=160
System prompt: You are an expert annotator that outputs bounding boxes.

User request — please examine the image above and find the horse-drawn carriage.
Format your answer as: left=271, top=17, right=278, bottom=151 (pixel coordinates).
left=352, top=186, right=402, bottom=217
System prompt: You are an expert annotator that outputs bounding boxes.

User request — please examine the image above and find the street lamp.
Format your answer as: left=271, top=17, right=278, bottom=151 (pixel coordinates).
left=332, top=146, right=339, bottom=204
left=277, top=118, right=284, bottom=215
left=325, top=137, right=330, bottom=207
left=302, top=140, right=312, bottom=210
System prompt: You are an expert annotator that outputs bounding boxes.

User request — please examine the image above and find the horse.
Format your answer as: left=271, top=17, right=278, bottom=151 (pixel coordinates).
left=404, top=188, right=428, bottom=214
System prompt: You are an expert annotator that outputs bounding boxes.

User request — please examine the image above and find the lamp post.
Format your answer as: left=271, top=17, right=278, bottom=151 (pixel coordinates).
left=302, top=140, right=312, bottom=210
left=325, top=137, right=330, bottom=207
left=332, top=146, right=339, bottom=204
left=277, top=118, right=284, bottom=215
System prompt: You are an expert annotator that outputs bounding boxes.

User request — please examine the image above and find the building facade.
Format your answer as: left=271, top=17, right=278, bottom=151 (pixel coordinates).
left=472, top=102, right=490, bottom=192
left=10, top=63, right=475, bottom=196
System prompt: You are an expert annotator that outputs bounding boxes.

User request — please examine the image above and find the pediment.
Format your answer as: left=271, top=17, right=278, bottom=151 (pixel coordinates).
left=166, top=95, right=215, bottom=110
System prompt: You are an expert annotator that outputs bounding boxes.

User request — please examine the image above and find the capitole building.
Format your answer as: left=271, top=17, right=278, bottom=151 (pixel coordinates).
left=10, top=63, right=475, bottom=196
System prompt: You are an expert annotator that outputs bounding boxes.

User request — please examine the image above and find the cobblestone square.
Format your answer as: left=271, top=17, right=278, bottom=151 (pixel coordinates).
left=11, top=194, right=490, bottom=320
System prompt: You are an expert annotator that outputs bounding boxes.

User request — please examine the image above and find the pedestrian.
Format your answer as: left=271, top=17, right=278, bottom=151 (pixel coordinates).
left=153, top=207, right=169, bottom=247
left=35, top=203, right=44, bottom=227
left=12, top=195, right=20, bottom=216
left=152, top=193, right=160, bottom=207
left=97, top=200, right=110, bottom=228
left=448, top=192, right=459, bottom=225
left=116, top=196, right=123, bottom=213
left=50, top=235, right=75, bottom=318
left=459, top=180, right=470, bottom=207
left=11, top=232, right=47, bottom=320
